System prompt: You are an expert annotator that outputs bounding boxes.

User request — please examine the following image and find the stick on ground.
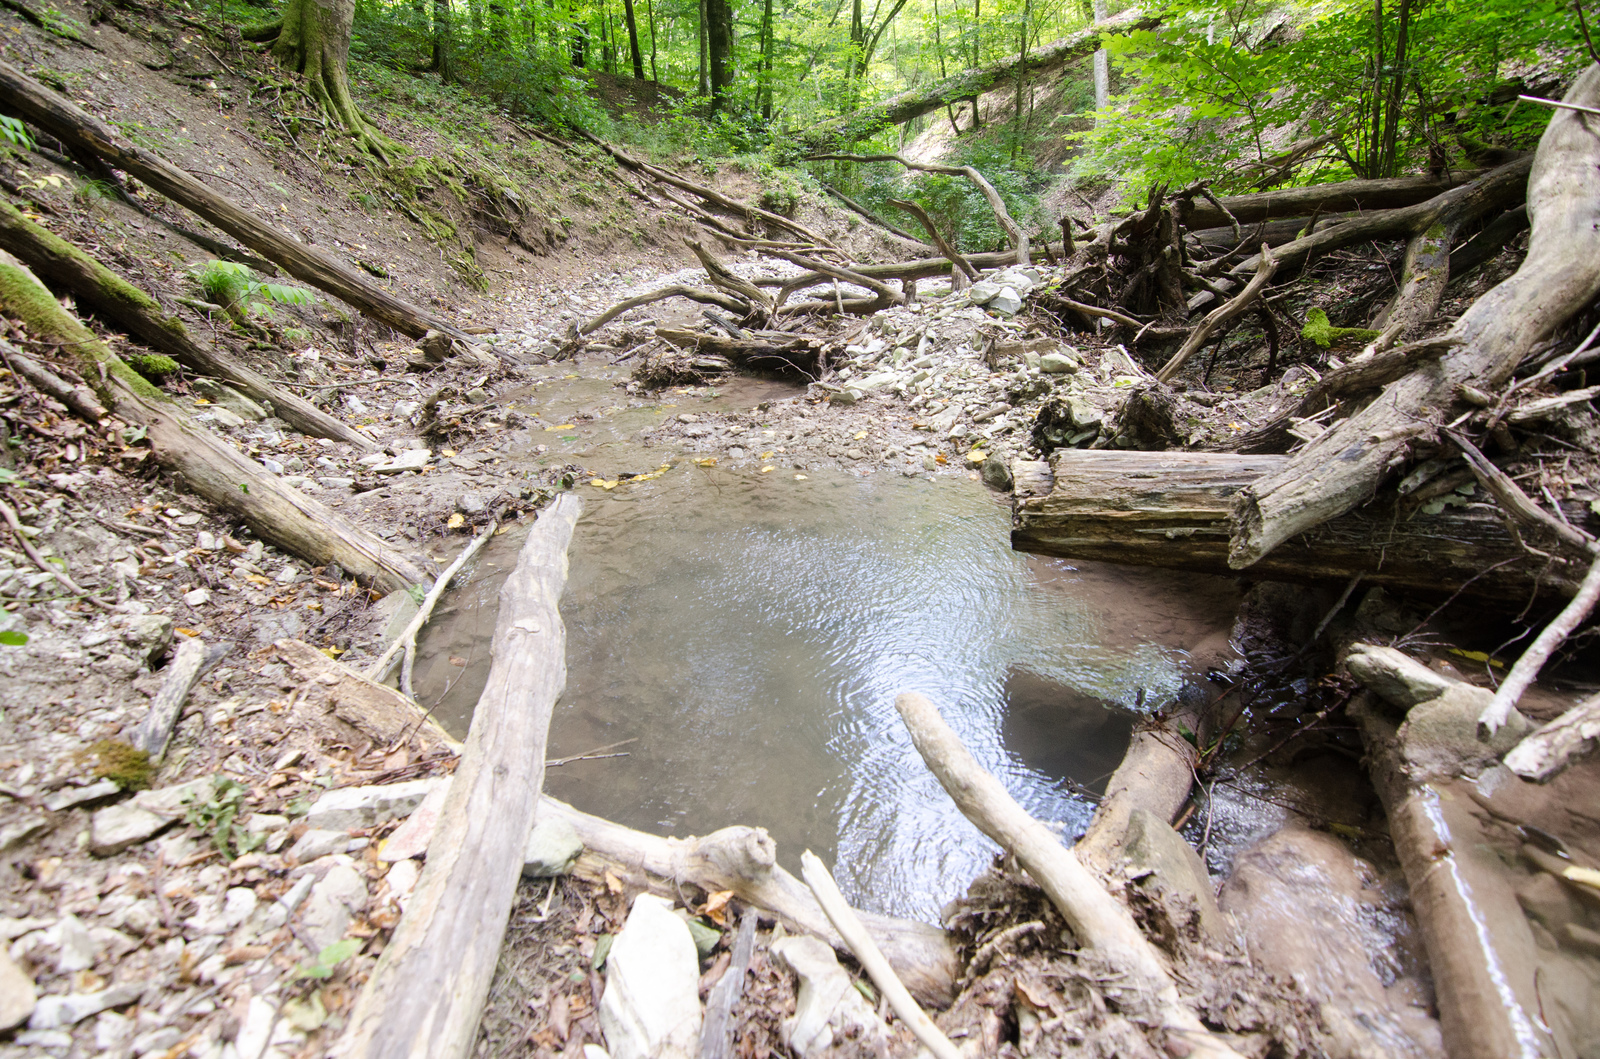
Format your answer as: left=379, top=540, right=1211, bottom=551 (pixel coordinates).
left=1480, top=553, right=1600, bottom=735
left=134, top=636, right=208, bottom=764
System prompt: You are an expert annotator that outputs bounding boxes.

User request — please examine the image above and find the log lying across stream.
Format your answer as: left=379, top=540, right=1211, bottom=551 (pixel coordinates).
left=1010, top=450, right=1584, bottom=600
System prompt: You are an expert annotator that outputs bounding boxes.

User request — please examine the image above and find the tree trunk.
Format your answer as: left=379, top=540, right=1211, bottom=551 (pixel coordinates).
left=0, top=252, right=426, bottom=591
left=793, top=9, right=1153, bottom=153
left=706, top=0, right=732, bottom=110
left=1181, top=169, right=1486, bottom=231
left=337, top=495, right=582, bottom=1059
left=0, top=198, right=374, bottom=450
left=0, top=61, right=473, bottom=345
left=698, top=0, right=709, bottom=95
left=1010, top=450, right=1585, bottom=601
left=252, top=0, right=391, bottom=157
left=621, top=0, right=644, bottom=78
left=1229, top=66, right=1600, bottom=570
left=1091, top=0, right=1108, bottom=112
left=430, top=0, right=453, bottom=75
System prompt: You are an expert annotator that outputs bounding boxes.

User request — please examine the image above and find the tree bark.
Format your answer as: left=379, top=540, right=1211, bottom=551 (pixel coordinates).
left=0, top=198, right=374, bottom=450
left=337, top=494, right=582, bottom=1059
left=706, top=0, right=731, bottom=109
left=1229, top=67, right=1600, bottom=569
left=1010, top=450, right=1587, bottom=600
left=0, top=252, right=426, bottom=591
left=793, top=9, right=1154, bottom=153
left=0, top=61, right=472, bottom=345
left=247, top=0, right=393, bottom=157
left=621, top=0, right=644, bottom=78
left=1181, top=170, right=1487, bottom=231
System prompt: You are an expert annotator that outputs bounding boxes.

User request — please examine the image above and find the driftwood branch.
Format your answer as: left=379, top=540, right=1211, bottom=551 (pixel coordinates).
left=1504, top=691, right=1600, bottom=781
left=699, top=908, right=758, bottom=1059
left=893, top=691, right=1245, bottom=1059
left=134, top=636, right=208, bottom=763
left=339, top=494, right=582, bottom=1059
left=1156, top=245, right=1276, bottom=383
left=573, top=284, right=752, bottom=338
left=887, top=199, right=978, bottom=280
left=686, top=239, right=774, bottom=315
left=0, top=340, right=106, bottom=421
left=799, top=851, right=962, bottom=1059
left=1480, top=553, right=1600, bottom=735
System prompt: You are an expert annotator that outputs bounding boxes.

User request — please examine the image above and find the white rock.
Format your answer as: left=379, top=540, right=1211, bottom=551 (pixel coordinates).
left=1039, top=351, right=1079, bottom=374
left=385, top=858, right=420, bottom=900
left=771, top=935, right=892, bottom=1059
left=55, top=914, right=94, bottom=973
left=372, top=449, right=431, bottom=474
left=599, top=894, right=702, bottom=1059
left=967, top=279, right=1003, bottom=305
left=303, top=779, right=438, bottom=831
left=183, top=588, right=212, bottom=606
left=28, top=983, right=142, bottom=1030
left=235, top=994, right=277, bottom=1059
left=42, top=779, right=120, bottom=812
left=287, top=829, right=350, bottom=864
left=378, top=778, right=451, bottom=862
left=989, top=287, right=1024, bottom=316
left=0, top=949, right=36, bottom=1030
left=300, top=864, right=368, bottom=951
left=90, top=777, right=214, bottom=856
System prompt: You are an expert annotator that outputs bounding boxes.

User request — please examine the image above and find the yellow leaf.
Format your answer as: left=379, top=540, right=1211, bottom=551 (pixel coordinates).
left=967, top=450, right=987, bottom=463
left=1447, top=648, right=1506, bottom=668
left=853, top=431, right=867, bottom=440
left=447, top=512, right=465, bottom=528
left=935, top=453, right=947, bottom=465
left=175, top=628, right=199, bottom=637
left=702, top=889, right=736, bottom=926
left=192, top=397, right=211, bottom=405
left=604, top=870, right=624, bottom=894
left=794, top=474, right=808, bottom=480
left=589, top=479, right=620, bottom=490
left=547, top=424, right=576, bottom=431
left=760, top=466, right=775, bottom=473
left=694, top=457, right=717, bottom=467
left=760, top=451, right=774, bottom=459
left=442, top=448, right=456, bottom=457
left=1565, top=866, right=1600, bottom=891
left=320, top=645, right=345, bottom=659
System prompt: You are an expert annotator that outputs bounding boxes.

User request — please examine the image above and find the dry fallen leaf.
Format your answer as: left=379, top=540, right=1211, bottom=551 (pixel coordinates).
left=446, top=512, right=465, bottom=529
left=760, top=466, right=775, bottom=473
left=967, top=450, right=987, bottom=463
left=695, top=457, right=717, bottom=467
left=935, top=452, right=948, bottom=465
left=853, top=430, right=867, bottom=440
left=604, top=870, right=624, bottom=894
left=702, top=889, right=736, bottom=926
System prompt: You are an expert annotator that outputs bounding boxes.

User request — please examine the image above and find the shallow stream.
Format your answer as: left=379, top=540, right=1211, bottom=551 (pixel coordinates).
left=416, top=376, right=1240, bottom=920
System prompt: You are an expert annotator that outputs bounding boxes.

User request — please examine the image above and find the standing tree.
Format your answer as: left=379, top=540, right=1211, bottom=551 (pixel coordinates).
left=622, top=0, right=646, bottom=78
left=706, top=0, right=733, bottom=109
left=245, top=0, right=395, bottom=160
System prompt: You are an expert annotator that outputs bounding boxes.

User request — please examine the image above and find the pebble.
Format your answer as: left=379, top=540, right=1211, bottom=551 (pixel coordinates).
left=300, top=863, right=368, bottom=950
left=27, top=983, right=142, bottom=1030
left=288, top=829, right=351, bottom=864
left=183, top=588, right=211, bottom=606
left=372, top=449, right=431, bottom=474
left=456, top=492, right=488, bottom=516
left=0, top=950, right=35, bottom=1030
left=523, top=814, right=583, bottom=877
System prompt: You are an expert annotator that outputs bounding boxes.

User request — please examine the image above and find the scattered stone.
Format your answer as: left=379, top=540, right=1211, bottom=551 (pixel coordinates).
left=288, top=829, right=350, bottom=864
left=845, top=448, right=864, bottom=461
left=300, top=863, right=368, bottom=951
left=372, top=449, right=432, bottom=474
left=1123, top=809, right=1227, bottom=941
left=988, top=287, right=1024, bottom=316
left=183, top=588, right=212, bottom=607
left=0, top=950, right=35, bottom=1030
left=456, top=492, right=488, bottom=516
left=771, top=934, right=893, bottom=1059
left=192, top=379, right=268, bottom=420
left=381, top=779, right=451, bottom=862
left=599, top=894, right=702, bottom=1059
left=120, top=614, right=173, bottom=664
left=683, top=425, right=711, bottom=438
left=27, top=983, right=142, bottom=1030
left=465, top=387, right=489, bottom=404
left=1039, top=351, right=1080, bottom=373
left=54, top=914, right=94, bottom=973
left=42, top=779, right=120, bottom=812
left=980, top=455, right=1012, bottom=491
left=523, top=814, right=583, bottom=877
left=967, top=280, right=1002, bottom=305
left=303, top=778, right=438, bottom=831
left=89, top=776, right=214, bottom=856
left=207, top=406, right=247, bottom=429
left=827, top=389, right=858, bottom=406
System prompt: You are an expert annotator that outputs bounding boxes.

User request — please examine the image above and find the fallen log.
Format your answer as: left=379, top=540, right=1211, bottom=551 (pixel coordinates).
left=894, top=691, right=1245, bottom=1059
left=1074, top=719, right=1199, bottom=874
left=1228, top=66, right=1600, bottom=568
left=1010, top=450, right=1587, bottom=600
left=274, top=638, right=457, bottom=753
left=0, top=251, right=428, bottom=591
left=1181, top=170, right=1488, bottom=230
left=0, top=339, right=105, bottom=421
left=0, top=198, right=375, bottom=449
left=337, top=494, right=582, bottom=1059
left=572, top=283, right=752, bottom=338
left=0, top=61, right=471, bottom=344
left=1504, top=690, right=1600, bottom=781
left=656, top=328, right=824, bottom=376
left=792, top=10, right=1155, bottom=153
left=539, top=796, right=959, bottom=1009
left=133, top=636, right=208, bottom=764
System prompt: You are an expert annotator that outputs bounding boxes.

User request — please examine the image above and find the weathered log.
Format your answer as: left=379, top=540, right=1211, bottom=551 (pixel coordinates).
left=1228, top=67, right=1600, bottom=568
left=1074, top=721, right=1198, bottom=874
left=1182, top=170, right=1488, bottom=231
left=538, top=796, right=958, bottom=1009
left=133, top=636, right=208, bottom=764
left=1449, top=205, right=1529, bottom=277
left=0, top=61, right=470, bottom=344
left=337, top=494, right=581, bottom=1059
left=0, top=251, right=427, bottom=591
left=1010, top=450, right=1589, bottom=600
left=793, top=11, right=1155, bottom=152
left=0, top=198, right=375, bottom=449
left=275, top=638, right=457, bottom=753
left=1504, top=690, right=1600, bottom=781
left=686, top=239, right=774, bottom=315
left=699, top=908, right=758, bottom=1059
left=573, top=284, right=752, bottom=338
left=656, top=328, right=823, bottom=375
left=894, top=691, right=1245, bottom=1059
left=0, top=339, right=105, bottom=421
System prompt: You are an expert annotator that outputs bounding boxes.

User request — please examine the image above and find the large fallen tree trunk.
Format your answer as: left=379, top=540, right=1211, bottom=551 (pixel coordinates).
left=1073, top=719, right=1198, bottom=874
left=0, top=251, right=426, bottom=591
left=0, top=198, right=375, bottom=450
left=0, top=61, right=471, bottom=344
left=792, top=10, right=1155, bottom=153
left=1010, top=450, right=1584, bottom=600
left=338, top=494, right=582, bottom=1059
left=540, top=796, right=959, bottom=1010
left=1228, top=65, right=1600, bottom=569
left=1180, top=170, right=1487, bottom=230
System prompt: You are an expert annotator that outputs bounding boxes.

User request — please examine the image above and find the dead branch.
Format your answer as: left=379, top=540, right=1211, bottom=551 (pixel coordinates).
left=1448, top=430, right=1598, bottom=557
left=1480, top=553, right=1600, bottom=735
left=686, top=239, right=774, bottom=315
left=573, top=284, right=753, bottom=338
left=0, top=494, right=114, bottom=609
left=887, top=198, right=978, bottom=280
left=1504, top=690, right=1600, bottom=781
left=134, top=636, right=208, bottom=763
left=1157, top=246, right=1277, bottom=383
left=818, top=182, right=933, bottom=249
left=1, top=339, right=106, bottom=421
left=766, top=249, right=905, bottom=311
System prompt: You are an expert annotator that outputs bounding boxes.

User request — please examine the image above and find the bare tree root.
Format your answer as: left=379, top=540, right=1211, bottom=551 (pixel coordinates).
left=1156, top=246, right=1276, bottom=383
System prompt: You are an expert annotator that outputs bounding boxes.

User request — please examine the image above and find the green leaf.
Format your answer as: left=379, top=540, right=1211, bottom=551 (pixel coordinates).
left=0, top=630, right=27, bottom=646
left=294, top=938, right=363, bottom=980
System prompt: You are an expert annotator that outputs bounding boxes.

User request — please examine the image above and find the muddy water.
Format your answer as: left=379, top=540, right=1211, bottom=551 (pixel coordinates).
left=416, top=381, right=1239, bottom=920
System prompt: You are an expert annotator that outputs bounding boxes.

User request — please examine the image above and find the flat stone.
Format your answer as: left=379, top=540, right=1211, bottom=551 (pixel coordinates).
left=523, top=814, right=583, bottom=877
left=119, top=614, right=173, bottom=663
left=827, top=389, right=859, bottom=406
left=90, top=777, right=215, bottom=856
left=192, top=379, right=267, bottom=420
left=845, top=448, right=865, bottom=460
left=28, top=983, right=142, bottom=1030
left=207, top=406, right=247, bottom=429
left=988, top=287, right=1024, bottom=315
left=372, top=449, right=431, bottom=474
left=855, top=372, right=899, bottom=392
left=304, top=778, right=438, bottom=832
left=980, top=455, right=1012, bottom=491
left=771, top=935, right=892, bottom=1059
left=456, top=492, right=488, bottom=516
left=380, top=779, right=451, bottom=862
left=1065, top=396, right=1104, bottom=431
left=1124, top=809, right=1227, bottom=941
left=300, top=864, right=368, bottom=951
left=1039, top=351, right=1079, bottom=373
left=319, top=477, right=356, bottom=490
left=183, top=588, right=212, bottom=607
left=0, top=950, right=35, bottom=1030
left=967, top=280, right=1002, bottom=305
left=288, top=829, right=350, bottom=864
left=55, top=914, right=94, bottom=973
left=42, top=780, right=120, bottom=813
left=599, top=894, right=702, bottom=1059
left=683, top=425, right=711, bottom=438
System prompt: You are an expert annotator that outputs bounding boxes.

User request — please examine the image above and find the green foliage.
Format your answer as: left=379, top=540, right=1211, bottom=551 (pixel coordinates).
left=1075, top=0, right=1584, bottom=195
left=1301, top=308, right=1379, bottom=348
left=294, top=939, right=363, bottom=980
left=125, top=353, right=179, bottom=382
left=184, top=776, right=265, bottom=858
left=839, top=140, right=1047, bottom=252
left=0, top=116, right=33, bottom=150
left=0, top=629, right=28, bottom=646
left=83, top=739, right=153, bottom=790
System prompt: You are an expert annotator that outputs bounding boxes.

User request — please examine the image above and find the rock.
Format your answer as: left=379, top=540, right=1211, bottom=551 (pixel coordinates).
left=301, top=863, right=368, bottom=951
left=15, top=1029, right=71, bottom=1049
left=90, top=776, right=215, bottom=856
left=524, top=814, right=583, bottom=877
left=319, top=477, right=356, bottom=490
left=183, top=588, right=211, bottom=607
left=980, top=455, right=1012, bottom=491
left=676, top=414, right=700, bottom=423
left=192, top=379, right=268, bottom=420
left=967, top=280, right=1003, bottom=305
left=1123, top=809, right=1227, bottom=941
left=456, top=492, right=488, bottom=516
left=465, top=387, right=489, bottom=405
left=599, top=894, right=702, bottom=1059
left=420, top=330, right=455, bottom=361
left=42, top=779, right=120, bottom=812
left=393, top=400, right=420, bottom=417
left=207, top=406, right=247, bottom=429
left=385, top=858, right=420, bottom=899
left=988, top=287, right=1024, bottom=315
left=1039, top=351, right=1079, bottom=373
left=27, top=983, right=142, bottom=1030
left=0, top=815, right=49, bottom=853
left=827, top=389, right=859, bottom=406
left=771, top=934, right=893, bottom=1059
left=683, top=425, right=711, bottom=438
left=372, top=449, right=431, bottom=474
left=0, top=950, right=36, bottom=1030
left=120, top=614, right=173, bottom=663
left=55, top=914, right=94, bottom=973
left=845, top=448, right=864, bottom=461
left=304, top=778, right=438, bottom=831
left=380, top=779, right=451, bottom=862
left=856, top=372, right=899, bottom=392
left=345, top=396, right=370, bottom=415
left=371, top=589, right=420, bottom=649
left=287, top=829, right=350, bottom=864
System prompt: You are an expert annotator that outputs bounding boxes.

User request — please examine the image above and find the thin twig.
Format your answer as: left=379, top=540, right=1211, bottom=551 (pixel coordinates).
left=1480, top=553, right=1600, bottom=735
left=0, top=495, right=114, bottom=610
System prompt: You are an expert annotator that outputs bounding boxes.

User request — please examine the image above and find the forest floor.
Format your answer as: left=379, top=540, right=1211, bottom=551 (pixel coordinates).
left=0, top=3, right=1597, bottom=1059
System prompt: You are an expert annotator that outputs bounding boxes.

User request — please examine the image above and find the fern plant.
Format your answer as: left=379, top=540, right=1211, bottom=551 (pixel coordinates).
left=190, top=260, right=316, bottom=334
left=0, top=116, right=33, bottom=150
